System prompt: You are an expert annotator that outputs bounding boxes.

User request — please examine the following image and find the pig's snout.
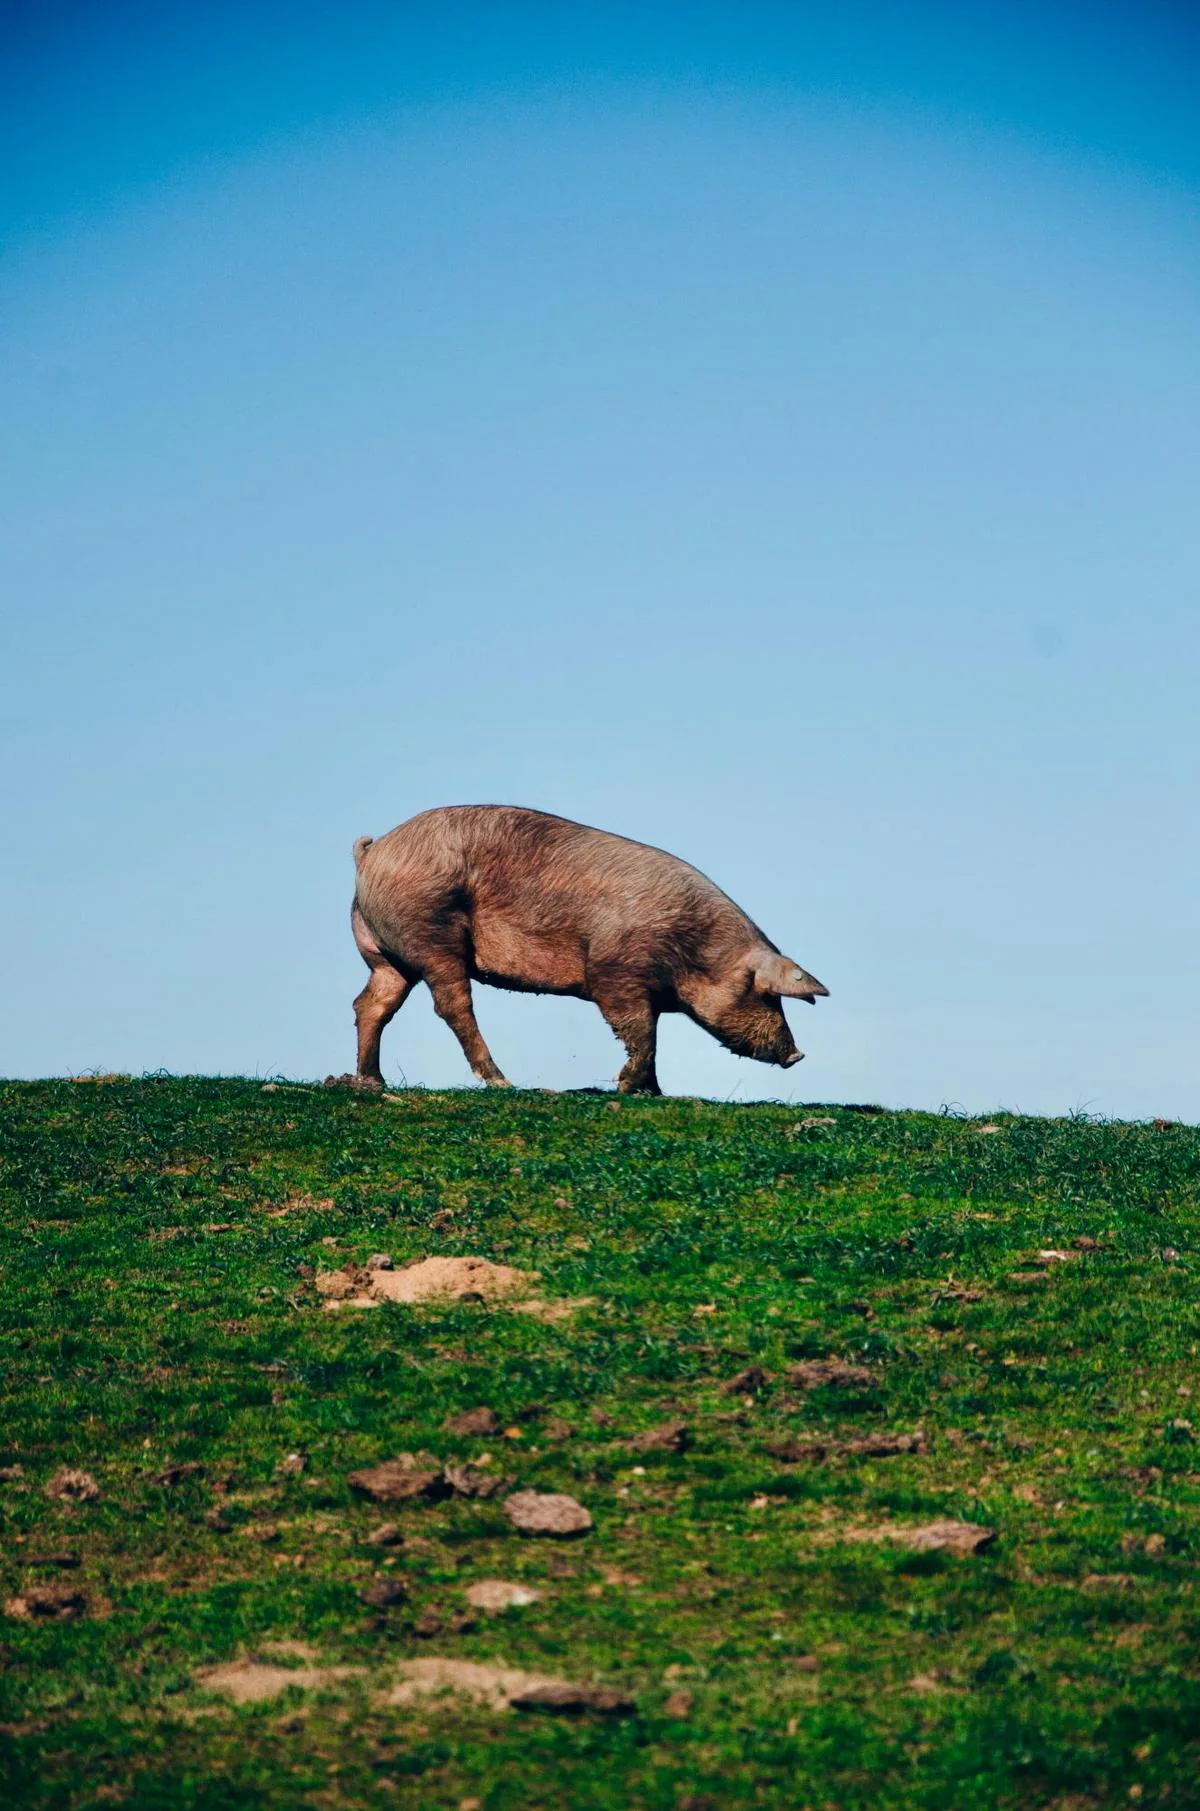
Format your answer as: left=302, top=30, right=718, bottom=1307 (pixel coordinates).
left=784, top=1049, right=805, bottom=1067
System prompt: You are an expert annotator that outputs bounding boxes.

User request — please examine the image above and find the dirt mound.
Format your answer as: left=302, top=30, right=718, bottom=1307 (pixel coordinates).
left=195, top=1657, right=361, bottom=1704
left=844, top=1519, right=995, bottom=1556
left=319, top=1255, right=538, bottom=1311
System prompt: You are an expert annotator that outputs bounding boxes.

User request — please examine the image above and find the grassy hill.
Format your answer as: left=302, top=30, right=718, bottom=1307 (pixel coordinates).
left=1, top=1078, right=1198, bottom=1809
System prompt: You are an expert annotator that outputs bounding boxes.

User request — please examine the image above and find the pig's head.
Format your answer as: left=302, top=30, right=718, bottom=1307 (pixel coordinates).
left=679, top=947, right=829, bottom=1068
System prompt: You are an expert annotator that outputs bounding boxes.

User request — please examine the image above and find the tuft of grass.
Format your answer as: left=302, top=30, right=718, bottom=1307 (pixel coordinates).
left=1, top=1079, right=1198, bottom=1808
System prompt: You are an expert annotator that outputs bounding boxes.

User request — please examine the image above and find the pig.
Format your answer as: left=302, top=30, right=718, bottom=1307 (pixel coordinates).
left=338, top=804, right=827, bottom=1096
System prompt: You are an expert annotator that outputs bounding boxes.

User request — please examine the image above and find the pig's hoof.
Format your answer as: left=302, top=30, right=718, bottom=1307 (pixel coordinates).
left=483, top=1075, right=512, bottom=1089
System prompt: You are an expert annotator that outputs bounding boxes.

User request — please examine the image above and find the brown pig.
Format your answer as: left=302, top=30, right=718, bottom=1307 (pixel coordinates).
left=339, top=805, right=827, bottom=1096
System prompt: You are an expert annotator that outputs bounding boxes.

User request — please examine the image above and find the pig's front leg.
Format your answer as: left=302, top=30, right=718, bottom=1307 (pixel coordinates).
left=591, top=983, right=662, bottom=1095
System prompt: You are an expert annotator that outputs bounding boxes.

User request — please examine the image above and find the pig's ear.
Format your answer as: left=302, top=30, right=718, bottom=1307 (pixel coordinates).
left=752, top=951, right=829, bottom=1003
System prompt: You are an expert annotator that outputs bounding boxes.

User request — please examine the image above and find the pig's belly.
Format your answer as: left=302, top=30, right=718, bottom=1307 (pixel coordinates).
left=469, top=920, right=588, bottom=996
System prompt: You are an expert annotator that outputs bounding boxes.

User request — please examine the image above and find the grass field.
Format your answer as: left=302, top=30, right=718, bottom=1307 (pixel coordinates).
left=1, top=1078, right=1198, bottom=1810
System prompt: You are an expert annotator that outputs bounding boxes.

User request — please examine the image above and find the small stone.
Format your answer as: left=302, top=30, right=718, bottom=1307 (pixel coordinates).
left=504, top=1490, right=593, bottom=1538
left=360, top=1576, right=408, bottom=1609
left=509, top=1681, right=633, bottom=1714
left=366, top=1253, right=394, bottom=1271
left=444, top=1407, right=498, bottom=1437
left=628, top=1421, right=689, bottom=1455
left=45, top=1467, right=101, bottom=1504
left=277, top=1452, right=306, bottom=1476
left=663, top=1689, right=694, bottom=1716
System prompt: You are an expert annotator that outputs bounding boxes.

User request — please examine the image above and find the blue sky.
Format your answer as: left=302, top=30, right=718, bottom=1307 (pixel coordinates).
left=2, top=3, right=1198, bottom=1114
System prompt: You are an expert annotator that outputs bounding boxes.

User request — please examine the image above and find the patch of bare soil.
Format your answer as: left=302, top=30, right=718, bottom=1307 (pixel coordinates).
left=195, top=1657, right=363, bottom=1703
left=45, top=1467, right=100, bottom=1503
left=348, top=1455, right=449, bottom=1504
left=765, top=1431, right=925, bottom=1464
left=5, top=1584, right=88, bottom=1621
left=627, top=1421, right=690, bottom=1455
left=382, top=1658, right=624, bottom=1713
left=445, top=1407, right=498, bottom=1436
left=317, top=1253, right=594, bottom=1318
left=464, top=1579, right=541, bottom=1613
left=843, top=1519, right=995, bottom=1556
left=509, top=1681, right=634, bottom=1715
left=263, top=1194, right=335, bottom=1218
left=785, top=1360, right=875, bottom=1391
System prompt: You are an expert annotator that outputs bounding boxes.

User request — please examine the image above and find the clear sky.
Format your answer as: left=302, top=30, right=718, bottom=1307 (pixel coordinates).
left=2, top=2, right=1198, bottom=1115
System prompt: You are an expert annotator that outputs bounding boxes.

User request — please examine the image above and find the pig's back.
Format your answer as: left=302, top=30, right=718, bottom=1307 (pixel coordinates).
left=356, top=805, right=752, bottom=964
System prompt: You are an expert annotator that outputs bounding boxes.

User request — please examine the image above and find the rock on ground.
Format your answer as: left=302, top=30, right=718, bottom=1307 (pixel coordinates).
left=504, top=1490, right=593, bottom=1538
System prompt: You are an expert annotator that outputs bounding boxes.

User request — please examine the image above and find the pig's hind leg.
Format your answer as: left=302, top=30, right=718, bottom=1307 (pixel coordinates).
left=354, top=963, right=413, bottom=1086
left=591, top=981, right=662, bottom=1096
left=425, top=962, right=511, bottom=1088
left=339, top=903, right=414, bottom=1088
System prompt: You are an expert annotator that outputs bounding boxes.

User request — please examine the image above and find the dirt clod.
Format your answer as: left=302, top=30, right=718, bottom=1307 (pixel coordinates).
left=847, top=1519, right=995, bottom=1556
left=627, top=1421, right=689, bottom=1455
left=371, top=1256, right=536, bottom=1304
left=5, top=1584, right=87, bottom=1621
left=663, top=1689, right=695, bottom=1716
left=156, top=1462, right=204, bottom=1488
left=721, top=1367, right=770, bottom=1396
left=365, top=1523, right=403, bottom=1547
left=196, top=1658, right=361, bottom=1704
left=366, top=1253, right=393, bottom=1270
left=505, top=1490, right=593, bottom=1538
left=443, top=1462, right=509, bottom=1500
left=360, top=1576, right=408, bottom=1609
left=444, top=1407, right=498, bottom=1437
left=786, top=1360, right=874, bottom=1390
left=766, top=1430, right=924, bottom=1464
left=465, top=1579, right=540, bottom=1613
left=45, top=1467, right=100, bottom=1504
left=511, top=1681, right=634, bottom=1715
left=276, top=1452, right=306, bottom=1476
left=383, top=1658, right=560, bottom=1710
left=348, top=1456, right=449, bottom=1504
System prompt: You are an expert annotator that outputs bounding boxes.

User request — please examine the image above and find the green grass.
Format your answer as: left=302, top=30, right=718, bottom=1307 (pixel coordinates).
left=1, top=1078, right=1198, bottom=1810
